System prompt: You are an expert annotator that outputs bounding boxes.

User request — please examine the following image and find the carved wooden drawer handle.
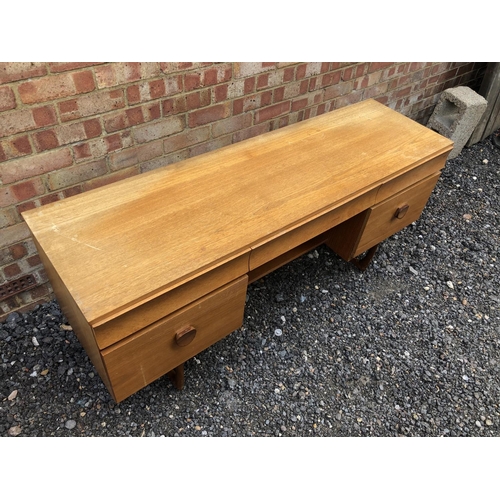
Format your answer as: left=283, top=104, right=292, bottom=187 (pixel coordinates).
left=394, top=204, right=409, bottom=219
left=175, top=326, right=197, bottom=346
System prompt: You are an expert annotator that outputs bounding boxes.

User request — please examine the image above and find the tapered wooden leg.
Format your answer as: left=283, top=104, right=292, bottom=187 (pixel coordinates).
left=350, top=244, right=379, bottom=271
left=167, top=363, right=185, bottom=390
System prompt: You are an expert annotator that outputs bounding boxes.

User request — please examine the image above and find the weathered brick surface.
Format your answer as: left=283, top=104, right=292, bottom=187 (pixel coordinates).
left=0, top=86, right=16, bottom=112
left=59, top=90, right=125, bottom=121
left=18, top=70, right=95, bottom=104
left=0, top=61, right=487, bottom=318
left=0, top=148, right=73, bottom=184
left=132, top=115, right=185, bottom=143
left=95, top=63, right=161, bottom=89
left=47, top=158, right=108, bottom=191
left=109, top=141, right=164, bottom=170
left=0, top=62, right=47, bottom=84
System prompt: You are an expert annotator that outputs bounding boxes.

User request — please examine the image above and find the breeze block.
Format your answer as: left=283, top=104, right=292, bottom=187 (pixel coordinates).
left=427, top=86, right=488, bottom=159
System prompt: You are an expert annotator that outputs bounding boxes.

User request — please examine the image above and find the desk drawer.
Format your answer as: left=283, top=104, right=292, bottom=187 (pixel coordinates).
left=328, top=172, right=441, bottom=261
left=101, top=275, right=248, bottom=402
left=93, top=252, right=249, bottom=349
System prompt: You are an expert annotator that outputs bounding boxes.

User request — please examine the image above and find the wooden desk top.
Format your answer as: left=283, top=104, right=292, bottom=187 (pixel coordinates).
left=23, top=99, right=453, bottom=325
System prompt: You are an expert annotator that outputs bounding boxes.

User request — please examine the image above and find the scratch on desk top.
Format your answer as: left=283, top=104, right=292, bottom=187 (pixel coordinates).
left=51, top=223, right=102, bottom=251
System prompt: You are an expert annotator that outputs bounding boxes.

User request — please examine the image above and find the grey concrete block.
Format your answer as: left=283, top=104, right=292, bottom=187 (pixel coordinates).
left=427, top=86, right=488, bottom=159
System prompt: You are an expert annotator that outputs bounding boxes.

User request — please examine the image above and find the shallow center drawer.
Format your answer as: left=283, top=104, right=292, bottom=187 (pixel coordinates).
left=101, top=275, right=248, bottom=403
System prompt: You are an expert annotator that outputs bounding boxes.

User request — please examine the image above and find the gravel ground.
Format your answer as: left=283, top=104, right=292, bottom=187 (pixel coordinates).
left=1, top=131, right=499, bottom=439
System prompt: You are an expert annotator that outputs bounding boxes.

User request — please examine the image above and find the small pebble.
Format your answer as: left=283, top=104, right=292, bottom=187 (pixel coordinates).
left=65, top=420, right=77, bottom=430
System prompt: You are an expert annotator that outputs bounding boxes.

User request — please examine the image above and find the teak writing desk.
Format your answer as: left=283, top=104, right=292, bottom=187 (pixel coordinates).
left=23, top=99, right=454, bottom=402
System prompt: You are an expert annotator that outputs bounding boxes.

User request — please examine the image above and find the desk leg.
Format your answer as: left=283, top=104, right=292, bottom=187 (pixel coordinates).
left=167, top=363, right=185, bottom=390
left=350, top=244, right=379, bottom=271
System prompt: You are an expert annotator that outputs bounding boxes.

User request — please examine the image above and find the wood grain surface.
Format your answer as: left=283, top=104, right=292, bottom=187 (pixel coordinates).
left=23, top=99, right=453, bottom=325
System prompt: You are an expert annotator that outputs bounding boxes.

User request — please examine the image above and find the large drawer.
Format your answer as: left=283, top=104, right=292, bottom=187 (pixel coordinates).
left=328, top=171, right=441, bottom=261
left=101, top=275, right=248, bottom=402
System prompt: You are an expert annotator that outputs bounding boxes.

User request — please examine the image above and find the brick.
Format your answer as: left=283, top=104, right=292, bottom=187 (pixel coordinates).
left=104, top=107, right=143, bottom=132
left=132, top=115, right=185, bottom=143
left=257, top=73, right=269, bottom=90
left=83, top=166, right=140, bottom=191
left=233, top=91, right=272, bottom=114
left=0, top=86, right=16, bottom=111
left=95, top=63, right=160, bottom=89
left=0, top=207, right=20, bottom=229
left=283, top=67, right=294, bottom=82
left=277, top=81, right=307, bottom=102
left=160, top=62, right=211, bottom=74
left=163, top=127, right=210, bottom=153
left=186, top=89, right=211, bottom=110
left=254, top=101, right=291, bottom=124
left=126, top=85, right=141, bottom=104
left=73, top=142, right=91, bottom=161
left=149, top=79, right=166, bottom=99
left=394, top=85, right=412, bottom=99
left=335, top=89, right=364, bottom=108
left=34, top=120, right=99, bottom=152
left=204, top=65, right=232, bottom=86
left=0, top=62, right=47, bottom=84
left=28, top=283, right=52, bottom=300
left=140, top=156, right=172, bottom=173
left=212, top=113, right=252, bottom=138
left=105, top=133, right=122, bottom=152
left=296, top=62, right=324, bottom=80
left=27, top=254, right=41, bottom=267
left=127, top=75, right=182, bottom=104
left=0, top=148, right=73, bottom=184
left=1, top=135, right=33, bottom=159
left=81, top=133, right=132, bottom=159
left=109, top=141, right=164, bottom=170
left=214, top=84, right=228, bottom=102
left=147, top=103, right=161, bottom=121
left=15, top=200, right=37, bottom=214
left=18, top=70, right=95, bottom=104
left=59, top=89, right=125, bottom=122
left=0, top=109, right=36, bottom=138
left=368, top=62, right=394, bottom=72
left=291, top=98, right=308, bottom=112
left=32, top=105, right=57, bottom=127
left=0, top=185, right=16, bottom=207
left=188, top=103, right=230, bottom=127
left=184, top=64, right=232, bottom=92
left=61, top=186, right=83, bottom=198
left=364, top=82, right=389, bottom=99
left=39, top=193, right=61, bottom=206
left=9, top=243, right=27, bottom=260
left=83, top=118, right=102, bottom=138
left=234, top=63, right=275, bottom=79
left=10, top=178, right=46, bottom=203
left=323, top=81, right=354, bottom=101
left=0, top=222, right=31, bottom=247
left=103, top=104, right=160, bottom=133
left=188, top=136, right=232, bottom=157
left=48, top=62, right=102, bottom=73
left=213, top=79, right=248, bottom=103
left=3, top=263, right=21, bottom=278
left=232, top=122, right=270, bottom=143
left=34, top=129, right=59, bottom=151
left=47, top=158, right=107, bottom=190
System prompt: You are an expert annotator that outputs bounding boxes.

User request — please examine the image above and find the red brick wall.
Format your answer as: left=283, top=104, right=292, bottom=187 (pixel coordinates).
left=0, top=62, right=486, bottom=320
